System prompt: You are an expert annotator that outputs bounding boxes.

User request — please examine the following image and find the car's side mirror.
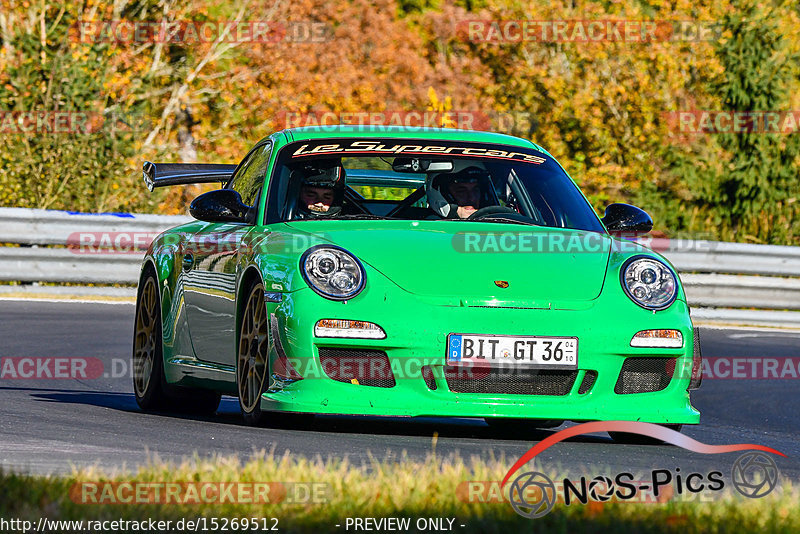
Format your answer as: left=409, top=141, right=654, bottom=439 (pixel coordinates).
left=601, top=203, right=653, bottom=235
left=189, top=189, right=251, bottom=223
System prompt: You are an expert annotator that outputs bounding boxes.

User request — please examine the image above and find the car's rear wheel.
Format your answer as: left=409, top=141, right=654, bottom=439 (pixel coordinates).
left=133, top=272, right=169, bottom=410
left=133, top=268, right=221, bottom=414
left=608, top=424, right=683, bottom=445
left=237, top=281, right=270, bottom=425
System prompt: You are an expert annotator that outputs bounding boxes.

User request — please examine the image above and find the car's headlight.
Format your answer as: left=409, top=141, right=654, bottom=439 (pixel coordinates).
left=300, top=245, right=366, bottom=300
left=620, top=256, right=678, bottom=310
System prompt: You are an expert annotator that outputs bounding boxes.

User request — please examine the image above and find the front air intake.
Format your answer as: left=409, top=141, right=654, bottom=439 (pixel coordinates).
left=318, top=348, right=396, bottom=388
left=615, top=357, right=675, bottom=394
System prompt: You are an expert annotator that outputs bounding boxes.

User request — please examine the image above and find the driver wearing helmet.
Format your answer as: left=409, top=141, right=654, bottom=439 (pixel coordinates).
left=295, top=159, right=346, bottom=219
left=427, top=166, right=498, bottom=219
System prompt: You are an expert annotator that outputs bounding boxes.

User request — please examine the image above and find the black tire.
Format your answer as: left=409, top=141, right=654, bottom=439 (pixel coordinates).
left=237, top=281, right=270, bottom=425
left=133, top=268, right=221, bottom=414
left=609, top=424, right=683, bottom=445
left=133, top=269, right=170, bottom=411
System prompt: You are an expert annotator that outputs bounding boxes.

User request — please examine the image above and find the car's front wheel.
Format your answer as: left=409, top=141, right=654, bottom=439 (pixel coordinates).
left=237, top=281, right=270, bottom=425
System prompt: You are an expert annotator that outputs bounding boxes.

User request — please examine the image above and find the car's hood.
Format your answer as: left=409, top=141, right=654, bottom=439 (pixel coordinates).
left=285, top=220, right=611, bottom=304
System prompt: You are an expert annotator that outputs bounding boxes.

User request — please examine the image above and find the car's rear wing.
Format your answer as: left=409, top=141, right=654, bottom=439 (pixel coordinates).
left=142, top=161, right=237, bottom=192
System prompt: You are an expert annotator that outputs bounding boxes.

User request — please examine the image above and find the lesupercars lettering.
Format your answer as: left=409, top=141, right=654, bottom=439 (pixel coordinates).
left=291, top=141, right=547, bottom=164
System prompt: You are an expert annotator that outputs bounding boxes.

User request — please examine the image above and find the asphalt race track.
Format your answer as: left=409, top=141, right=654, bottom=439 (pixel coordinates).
left=1, top=299, right=798, bottom=481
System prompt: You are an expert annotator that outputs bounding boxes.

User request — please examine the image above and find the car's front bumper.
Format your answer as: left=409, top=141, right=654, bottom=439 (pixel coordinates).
left=260, top=287, right=700, bottom=424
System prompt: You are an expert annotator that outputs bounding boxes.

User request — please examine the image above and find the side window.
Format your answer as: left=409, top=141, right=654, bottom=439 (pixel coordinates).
left=228, top=143, right=272, bottom=207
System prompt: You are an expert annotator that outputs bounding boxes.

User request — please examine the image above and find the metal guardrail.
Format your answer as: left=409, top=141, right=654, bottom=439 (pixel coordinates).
left=1, top=207, right=799, bottom=327
left=680, top=273, right=800, bottom=310
left=0, top=207, right=192, bottom=246
left=0, top=207, right=191, bottom=285
left=664, top=242, right=800, bottom=277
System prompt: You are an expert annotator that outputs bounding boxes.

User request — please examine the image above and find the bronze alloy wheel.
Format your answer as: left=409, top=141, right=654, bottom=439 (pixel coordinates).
left=132, top=270, right=170, bottom=410
left=133, top=268, right=221, bottom=414
left=133, top=276, right=159, bottom=399
left=238, top=282, right=269, bottom=422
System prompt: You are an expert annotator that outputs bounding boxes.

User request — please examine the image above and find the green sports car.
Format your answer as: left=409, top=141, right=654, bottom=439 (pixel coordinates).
left=133, top=125, right=702, bottom=433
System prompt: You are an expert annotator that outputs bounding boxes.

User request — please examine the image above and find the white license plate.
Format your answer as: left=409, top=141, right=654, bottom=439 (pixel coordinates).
left=446, top=334, right=578, bottom=369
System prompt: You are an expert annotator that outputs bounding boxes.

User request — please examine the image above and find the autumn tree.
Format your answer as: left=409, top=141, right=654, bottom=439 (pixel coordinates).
left=0, top=0, right=798, bottom=244
left=653, top=0, right=800, bottom=243
left=0, top=0, right=149, bottom=212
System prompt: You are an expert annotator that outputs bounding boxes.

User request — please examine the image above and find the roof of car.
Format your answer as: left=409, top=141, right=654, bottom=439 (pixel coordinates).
left=277, top=125, right=546, bottom=153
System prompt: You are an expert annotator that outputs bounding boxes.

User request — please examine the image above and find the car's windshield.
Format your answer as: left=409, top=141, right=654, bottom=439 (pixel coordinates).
left=267, top=138, right=605, bottom=232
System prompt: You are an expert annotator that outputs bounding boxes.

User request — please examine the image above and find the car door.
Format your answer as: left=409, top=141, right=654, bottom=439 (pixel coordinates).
left=181, top=141, right=272, bottom=366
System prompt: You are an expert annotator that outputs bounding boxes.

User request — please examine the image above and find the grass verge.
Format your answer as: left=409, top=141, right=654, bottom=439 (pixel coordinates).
left=0, top=452, right=797, bottom=533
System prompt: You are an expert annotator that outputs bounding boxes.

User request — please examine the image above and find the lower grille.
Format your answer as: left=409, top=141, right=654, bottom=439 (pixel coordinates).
left=578, top=371, right=597, bottom=394
left=318, top=348, right=395, bottom=388
left=444, top=366, right=577, bottom=395
left=615, top=357, right=675, bottom=394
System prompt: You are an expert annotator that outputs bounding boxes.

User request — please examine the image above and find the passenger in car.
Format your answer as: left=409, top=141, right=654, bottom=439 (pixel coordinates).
left=427, top=166, right=498, bottom=219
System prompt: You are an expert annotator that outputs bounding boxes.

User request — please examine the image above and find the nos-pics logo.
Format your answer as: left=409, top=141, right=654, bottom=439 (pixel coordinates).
left=503, top=421, right=783, bottom=519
